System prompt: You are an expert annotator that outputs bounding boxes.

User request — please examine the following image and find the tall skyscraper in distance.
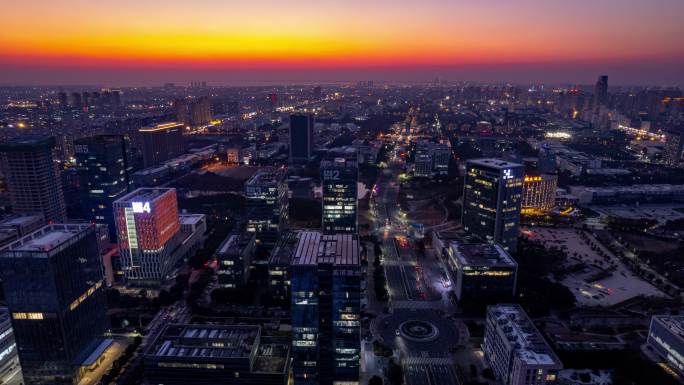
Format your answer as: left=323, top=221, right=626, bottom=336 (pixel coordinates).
left=245, top=170, right=288, bottom=245
left=321, top=158, right=358, bottom=234
left=593, top=75, right=608, bottom=112
left=139, top=122, right=185, bottom=168
left=462, top=159, right=523, bottom=252
left=290, top=231, right=360, bottom=385
left=0, top=223, right=108, bottom=385
left=174, top=97, right=212, bottom=132
left=289, top=114, right=314, bottom=164
left=0, top=136, right=67, bottom=223
left=113, top=188, right=182, bottom=286
left=74, top=135, right=134, bottom=241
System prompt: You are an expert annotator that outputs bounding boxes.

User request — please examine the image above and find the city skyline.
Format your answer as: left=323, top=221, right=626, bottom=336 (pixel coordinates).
left=1, top=0, right=683, bottom=86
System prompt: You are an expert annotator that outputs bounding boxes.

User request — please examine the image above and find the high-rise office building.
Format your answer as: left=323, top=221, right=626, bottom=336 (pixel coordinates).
left=0, top=308, right=19, bottom=384
left=321, top=158, right=358, bottom=233
left=74, top=135, right=133, bottom=241
left=268, top=231, right=298, bottom=301
left=484, top=304, right=562, bottom=385
left=593, top=75, right=608, bottom=112
left=291, top=231, right=360, bottom=385
left=0, top=224, right=108, bottom=385
left=113, top=188, right=182, bottom=285
left=521, top=174, right=558, bottom=214
left=665, top=129, right=684, bottom=167
left=462, top=159, right=523, bottom=252
left=0, top=136, right=67, bottom=222
left=289, top=114, right=314, bottom=163
left=245, top=170, right=288, bottom=245
left=215, top=232, right=255, bottom=288
left=174, top=97, right=212, bottom=131
left=139, top=122, right=185, bottom=167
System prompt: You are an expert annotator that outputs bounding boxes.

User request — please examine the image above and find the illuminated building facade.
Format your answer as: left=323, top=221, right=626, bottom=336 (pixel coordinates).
left=291, top=231, right=360, bottom=385
left=321, top=158, right=358, bottom=234
left=0, top=308, right=19, bottom=383
left=113, top=188, right=182, bottom=285
left=0, top=224, right=108, bottom=385
left=74, top=135, right=134, bottom=241
left=462, top=159, right=523, bottom=252
left=289, top=114, right=314, bottom=163
left=521, top=174, right=558, bottom=214
left=245, top=170, right=288, bottom=245
left=647, top=315, right=684, bottom=377
left=447, top=242, right=517, bottom=303
left=139, top=122, right=185, bottom=167
left=484, top=304, right=562, bottom=385
left=0, top=136, right=66, bottom=222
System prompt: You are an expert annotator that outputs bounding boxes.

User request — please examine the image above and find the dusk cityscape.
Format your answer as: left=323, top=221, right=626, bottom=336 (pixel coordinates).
left=0, top=1, right=683, bottom=385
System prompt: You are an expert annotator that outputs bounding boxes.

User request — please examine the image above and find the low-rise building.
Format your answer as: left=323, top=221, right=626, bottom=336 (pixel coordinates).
left=447, top=242, right=517, bottom=303
left=144, top=324, right=289, bottom=385
left=569, top=184, right=684, bottom=205
left=647, top=315, right=684, bottom=377
left=0, top=214, right=45, bottom=248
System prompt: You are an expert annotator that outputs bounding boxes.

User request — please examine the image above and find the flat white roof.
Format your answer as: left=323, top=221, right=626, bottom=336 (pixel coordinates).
left=489, top=304, right=561, bottom=367
left=1, top=224, right=92, bottom=255
left=468, top=158, right=523, bottom=170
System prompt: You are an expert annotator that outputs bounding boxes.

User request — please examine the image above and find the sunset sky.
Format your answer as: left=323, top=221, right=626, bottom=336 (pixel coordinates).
left=1, top=0, right=683, bottom=85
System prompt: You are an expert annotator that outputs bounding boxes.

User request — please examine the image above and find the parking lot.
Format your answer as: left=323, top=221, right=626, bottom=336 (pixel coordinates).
left=523, top=227, right=666, bottom=306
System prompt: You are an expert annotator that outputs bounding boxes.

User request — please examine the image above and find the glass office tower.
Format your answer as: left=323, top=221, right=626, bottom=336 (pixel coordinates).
left=321, top=158, right=358, bottom=234
left=462, top=159, right=523, bottom=252
left=74, top=134, right=134, bottom=241
left=245, top=170, right=288, bottom=245
left=289, top=114, right=314, bottom=164
left=0, top=224, right=108, bottom=385
left=291, top=231, right=360, bottom=385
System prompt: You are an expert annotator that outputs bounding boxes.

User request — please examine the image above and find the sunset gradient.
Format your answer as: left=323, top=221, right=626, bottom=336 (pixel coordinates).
left=1, top=0, right=683, bottom=85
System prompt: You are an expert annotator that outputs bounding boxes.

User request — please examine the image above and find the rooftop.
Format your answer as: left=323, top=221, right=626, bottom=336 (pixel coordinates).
left=179, top=214, right=205, bottom=226
left=0, top=135, right=55, bottom=151
left=653, top=315, right=684, bottom=341
left=450, top=242, right=517, bottom=267
left=146, top=324, right=260, bottom=361
left=269, top=231, right=298, bottom=265
left=245, top=169, right=284, bottom=187
left=467, top=158, right=523, bottom=170
left=292, top=231, right=359, bottom=266
left=0, top=214, right=44, bottom=228
left=0, top=224, right=93, bottom=256
left=114, top=187, right=175, bottom=204
left=489, top=304, right=562, bottom=367
left=217, top=232, right=255, bottom=255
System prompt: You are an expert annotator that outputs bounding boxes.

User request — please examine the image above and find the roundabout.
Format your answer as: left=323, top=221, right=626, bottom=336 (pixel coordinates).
left=398, top=320, right=439, bottom=342
left=376, top=309, right=465, bottom=356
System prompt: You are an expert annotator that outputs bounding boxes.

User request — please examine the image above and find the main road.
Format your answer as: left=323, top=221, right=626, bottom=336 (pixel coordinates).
left=366, top=154, right=464, bottom=385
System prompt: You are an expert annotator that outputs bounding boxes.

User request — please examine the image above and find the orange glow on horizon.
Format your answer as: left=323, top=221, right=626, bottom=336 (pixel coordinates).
left=0, top=0, right=683, bottom=73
